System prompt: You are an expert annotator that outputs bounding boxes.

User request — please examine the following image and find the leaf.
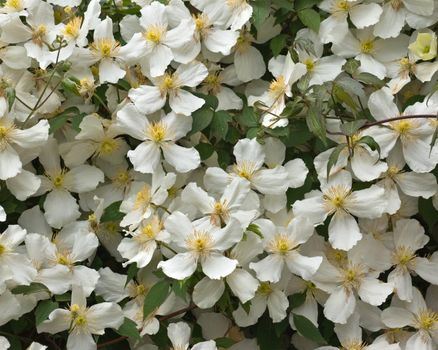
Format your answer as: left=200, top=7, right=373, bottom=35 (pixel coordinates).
left=101, top=200, right=124, bottom=222
left=289, top=292, right=306, bottom=309
left=326, top=143, right=347, bottom=178
left=358, top=135, right=381, bottom=157
left=143, top=280, right=170, bottom=318
left=35, top=300, right=58, bottom=326
left=48, top=107, right=80, bottom=134
left=12, top=282, right=49, bottom=295
left=195, top=142, right=214, bottom=160
left=252, top=0, right=271, bottom=30
left=117, top=317, right=141, bottom=340
left=295, top=0, right=320, bottom=10
left=201, top=94, right=219, bottom=110
left=189, top=107, right=214, bottom=136
left=210, top=111, right=232, bottom=140
left=339, top=120, right=367, bottom=136
left=214, top=337, right=236, bottom=348
left=125, top=262, right=139, bottom=287
left=5, top=87, right=15, bottom=111
left=236, top=105, right=258, bottom=127
left=247, top=223, right=264, bottom=238
left=293, top=314, right=326, bottom=344
left=272, top=0, right=294, bottom=10
left=298, top=8, right=320, bottom=32
left=353, top=72, right=384, bottom=87
left=270, top=34, right=287, bottom=56
left=306, top=105, right=326, bottom=145
left=333, top=84, right=359, bottom=111
left=343, top=59, right=360, bottom=75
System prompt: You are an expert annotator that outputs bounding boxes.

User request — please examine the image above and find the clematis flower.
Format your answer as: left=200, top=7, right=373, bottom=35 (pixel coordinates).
left=249, top=217, right=322, bottom=283
left=158, top=211, right=243, bottom=280
left=37, top=285, right=124, bottom=350
left=117, top=104, right=200, bottom=174
left=408, top=31, right=437, bottom=61
left=128, top=61, right=208, bottom=116
left=168, top=322, right=217, bottom=350
left=293, top=170, right=387, bottom=251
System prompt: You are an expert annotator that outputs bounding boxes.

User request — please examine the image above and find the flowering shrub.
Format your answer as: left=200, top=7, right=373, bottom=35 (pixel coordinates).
left=0, top=0, right=438, bottom=349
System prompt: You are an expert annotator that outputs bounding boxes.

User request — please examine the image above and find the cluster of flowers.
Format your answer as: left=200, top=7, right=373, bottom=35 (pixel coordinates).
left=0, top=0, right=438, bottom=349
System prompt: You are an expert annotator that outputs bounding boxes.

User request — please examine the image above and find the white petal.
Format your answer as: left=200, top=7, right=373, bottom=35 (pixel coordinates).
left=193, top=277, right=224, bottom=309
left=415, top=257, right=438, bottom=285
left=234, top=46, right=266, bottom=82
left=128, top=85, right=166, bottom=115
left=175, top=61, right=208, bottom=87
left=204, top=29, right=239, bottom=55
left=349, top=3, right=383, bottom=29
left=169, top=89, right=205, bottom=115
left=318, top=15, right=348, bottom=44
left=328, top=212, right=362, bottom=251
left=286, top=252, right=322, bottom=280
left=267, top=290, right=289, bottom=323
left=37, top=309, right=70, bottom=334
left=99, top=59, right=125, bottom=84
left=402, top=137, right=438, bottom=173
left=250, top=254, right=284, bottom=283
left=64, top=165, right=104, bottom=193
left=373, top=4, right=406, bottom=38
left=11, top=120, right=49, bottom=148
left=226, top=269, right=259, bottom=304
left=167, top=322, right=191, bottom=349
left=87, top=302, right=124, bottom=330
left=201, top=253, right=237, bottom=279
left=381, top=307, right=413, bottom=328
left=66, top=332, right=96, bottom=350
left=251, top=166, right=289, bottom=195
left=323, top=286, right=356, bottom=324
left=395, top=172, right=437, bottom=198
left=350, top=147, right=388, bottom=182
left=158, top=252, right=198, bottom=280
left=128, top=142, right=161, bottom=174
left=149, top=44, right=173, bottom=77
left=43, top=190, right=80, bottom=229
left=116, top=103, right=148, bottom=140
left=358, top=278, right=393, bottom=306
left=0, top=145, right=22, bottom=180
left=161, top=143, right=200, bottom=173
left=6, top=169, right=41, bottom=200
left=347, top=185, right=387, bottom=218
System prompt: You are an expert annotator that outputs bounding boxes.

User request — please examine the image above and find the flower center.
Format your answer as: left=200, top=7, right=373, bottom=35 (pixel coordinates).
left=391, top=119, right=416, bottom=135
left=144, top=25, right=165, bottom=44
left=63, top=16, right=82, bottom=39
left=186, top=230, right=212, bottom=254
left=99, top=138, right=119, bottom=155
left=232, top=160, right=257, bottom=181
left=0, top=244, right=6, bottom=255
left=360, top=39, right=375, bottom=54
left=257, top=282, right=273, bottom=296
left=393, top=246, right=416, bottom=269
left=32, top=25, right=47, bottom=46
left=148, top=121, right=167, bottom=142
left=113, top=170, right=130, bottom=187
left=389, top=0, right=403, bottom=10
left=415, top=309, right=438, bottom=331
left=91, top=38, right=120, bottom=58
left=134, top=185, right=152, bottom=210
left=5, top=0, right=23, bottom=10
left=342, top=264, right=365, bottom=289
left=194, top=13, right=210, bottom=33
left=211, top=201, right=230, bottom=226
left=235, top=31, right=253, bottom=53
left=141, top=224, right=156, bottom=239
left=341, top=341, right=366, bottom=350
left=70, top=304, right=88, bottom=331
left=323, top=185, right=351, bottom=212
left=387, top=165, right=400, bottom=178
left=268, top=234, right=295, bottom=255
left=304, top=58, right=315, bottom=72
left=56, top=252, right=73, bottom=266
left=336, top=0, right=351, bottom=11
left=203, top=73, right=222, bottom=94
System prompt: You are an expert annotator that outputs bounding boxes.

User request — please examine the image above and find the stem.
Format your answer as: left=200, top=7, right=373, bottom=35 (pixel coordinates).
left=14, top=95, right=33, bottom=110
left=93, top=92, right=111, bottom=114
left=23, top=44, right=63, bottom=126
left=159, top=242, right=178, bottom=254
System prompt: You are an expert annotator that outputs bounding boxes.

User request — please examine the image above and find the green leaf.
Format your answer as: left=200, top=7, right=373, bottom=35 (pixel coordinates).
left=35, top=300, right=58, bottom=326
left=293, top=314, right=326, bottom=344
left=298, top=8, right=320, bottom=32
left=289, top=292, right=306, bottom=309
left=71, top=113, right=86, bottom=132
left=327, top=143, right=347, bottom=178
left=306, top=105, right=326, bottom=145
left=214, top=337, right=236, bottom=348
left=295, top=0, right=320, bottom=10
left=210, top=111, right=232, bottom=140
left=195, top=142, right=214, bottom=160
left=343, top=59, right=360, bottom=75
left=339, top=120, right=367, bottom=136
left=189, top=107, right=214, bottom=135
left=101, top=200, right=124, bottom=222
left=236, top=105, right=258, bottom=127
left=252, top=0, right=271, bottom=30
left=125, top=262, right=139, bottom=287
left=48, top=107, right=80, bottom=134
left=201, top=94, right=219, bottom=110
left=6, top=87, right=16, bottom=111
left=358, top=135, right=380, bottom=157
left=12, top=283, right=49, bottom=295
left=117, top=317, right=141, bottom=340
left=270, top=34, right=287, bottom=56
left=353, top=72, right=384, bottom=87
left=333, top=84, right=359, bottom=111
left=62, top=76, right=80, bottom=95
left=272, top=0, right=294, bottom=10
left=247, top=223, right=264, bottom=238
left=281, top=122, right=313, bottom=146
left=143, top=280, right=170, bottom=317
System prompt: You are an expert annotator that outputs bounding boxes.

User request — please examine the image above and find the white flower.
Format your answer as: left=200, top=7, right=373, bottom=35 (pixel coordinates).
left=248, top=52, right=306, bottom=128
left=117, top=104, right=200, bottom=173
left=37, top=285, right=124, bottom=350
left=158, top=211, right=242, bottom=280
left=249, top=217, right=322, bottom=283
left=293, top=170, right=387, bottom=250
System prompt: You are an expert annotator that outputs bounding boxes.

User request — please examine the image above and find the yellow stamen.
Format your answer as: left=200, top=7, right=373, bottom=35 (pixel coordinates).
left=414, top=309, right=438, bottom=331
left=232, top=160, right=257, bottom=181
left=99, top=138, right=119, bottom=155
left=147, top=121, right=167, bottom=142
left=269, top=75, right=287, bottom=96
left=144, top=25, right=165, bottom=44
left=134, top=185, right=151, bottom=210
left=63, top=16, right=82, bottom=39
left=186, top=230, right=212, bottom=254
left=360, top=39, right=375, bottom=54
left=257, top=282, right=273, bottom=296
left=91, top=38, right=120, bottom=58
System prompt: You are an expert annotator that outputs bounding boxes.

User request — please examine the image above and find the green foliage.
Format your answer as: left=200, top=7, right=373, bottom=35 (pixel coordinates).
left=143, top=279, right=171, bottom=317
